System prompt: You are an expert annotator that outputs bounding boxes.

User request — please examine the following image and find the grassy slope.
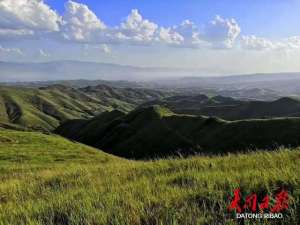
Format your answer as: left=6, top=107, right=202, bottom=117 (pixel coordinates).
left=0, top=130, right=299, bottom=225
left=143, top=95, right=300, bottom=120
left=80, top=85, right=169, bottom=106
left=0, top=86, right=169, bottom=131
left=0, top=86, right=106, bottom=131
left=56, top=105, right=300, bottom=158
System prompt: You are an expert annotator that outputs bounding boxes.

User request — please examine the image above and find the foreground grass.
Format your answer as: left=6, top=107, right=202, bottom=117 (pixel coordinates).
left=0, top=130, right=299, bottom=225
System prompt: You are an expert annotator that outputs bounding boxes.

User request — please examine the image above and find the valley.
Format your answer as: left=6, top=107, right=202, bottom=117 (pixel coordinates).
left=0, top=79, right=300, bottom=224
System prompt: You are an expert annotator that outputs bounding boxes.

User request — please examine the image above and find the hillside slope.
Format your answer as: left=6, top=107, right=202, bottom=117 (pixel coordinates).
left=0, top=130, right=299, bottom=224
left=56, top=105, right=300, bottom=158
left=0, top=85, right=168, bottom=131
left=0, top=130, right=117, bottom=165
left=143, top=95, right=300, bottom=120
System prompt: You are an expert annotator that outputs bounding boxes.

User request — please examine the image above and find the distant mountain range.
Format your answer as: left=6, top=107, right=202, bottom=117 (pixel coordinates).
left=55, top=105, right=300, bottom=158
left=155, top=73, right=300, bottom=95
left=2, top=60, right=300, bottom=97
left=0, top=61, right=300, bottom=94
left=0, top=61, right=201, bottom=82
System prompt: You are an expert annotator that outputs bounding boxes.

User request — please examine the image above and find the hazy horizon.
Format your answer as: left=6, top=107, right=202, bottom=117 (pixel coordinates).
left=2, top=60, right=300, bottom=83
left=1, top=0, right=300, bottom=80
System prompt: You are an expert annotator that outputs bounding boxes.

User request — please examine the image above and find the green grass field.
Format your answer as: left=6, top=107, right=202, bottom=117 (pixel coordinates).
left=0, top=130, right=299, bottom=225
left=0, top=86, right=169, bottom=131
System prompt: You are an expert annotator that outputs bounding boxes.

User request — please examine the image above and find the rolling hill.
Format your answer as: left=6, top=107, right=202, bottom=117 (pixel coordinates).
left=0, top=129, right=299, bottom=225
left=0, top=85, right=169, bottom=131
left=142, top=95, right=300, bottom=120
left=56, top=105, right=300, bottom=158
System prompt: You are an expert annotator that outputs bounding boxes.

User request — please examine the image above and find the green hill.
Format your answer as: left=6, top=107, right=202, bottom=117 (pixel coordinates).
left=56, top=105, right=300, bottom=158
left=0, top=85, right=169, bottom=131
left=80, top=84, right=169, bottom=106
left=143, top=95, right=300, bottom=120
left=0, top=130, right=299, bottom=224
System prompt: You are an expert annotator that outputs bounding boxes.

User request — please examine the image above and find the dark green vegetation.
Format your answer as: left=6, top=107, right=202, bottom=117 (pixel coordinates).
left=2, top=81, right=300, bottom=224
left=55, top=105, right=300, bottom=159
left=0, top=85, right=169, bottom=131
left=0, top=130, right=299, bottom=225
left=143, top=95, right=300, bottom=120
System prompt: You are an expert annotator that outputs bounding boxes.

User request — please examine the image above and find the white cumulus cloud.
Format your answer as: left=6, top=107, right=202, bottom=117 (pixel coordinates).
left=241, top=35, right=280, bottom=50
left=5, top=0, right=299, bottom=55
left=61, top=0, right=106, bottom=42
left=0, top=0, right=61, bottom=39
left=173, top=20, right=202, bottom=47
left=284, top=36, right=300, bottom=50
left=156, top=20, right=210, bottom=48
left=0, top=0, right=244, bottom=50
left=204, top=15, right=241, bottom=48
left=120, top=9, right=158, bottom=43
left=156, top=27, right=184, bottom=45
left=241, top=35, right=300, bottom=51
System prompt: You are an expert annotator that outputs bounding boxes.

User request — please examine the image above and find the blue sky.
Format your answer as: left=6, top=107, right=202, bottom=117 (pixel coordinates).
left=1, top=0, right=300, bottom=77
left=45, top=0, right=300, bottom=38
